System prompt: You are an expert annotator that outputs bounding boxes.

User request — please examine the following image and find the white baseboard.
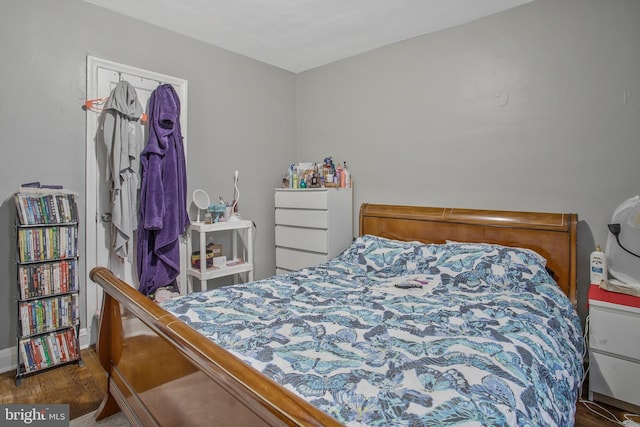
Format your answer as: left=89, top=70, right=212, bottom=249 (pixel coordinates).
left=0, top=346, right=16, bottom=375
left=79, top=326, right=91, bottom=349
left=0, top=327, right=91, bottom=375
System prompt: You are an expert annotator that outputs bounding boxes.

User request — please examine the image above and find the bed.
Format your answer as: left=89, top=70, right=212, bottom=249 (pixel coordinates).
left=90, top=204, right=583, bottom=426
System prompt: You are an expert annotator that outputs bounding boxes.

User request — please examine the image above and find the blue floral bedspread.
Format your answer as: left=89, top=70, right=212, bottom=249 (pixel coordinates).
left=161, top=235, right=584, bottom=426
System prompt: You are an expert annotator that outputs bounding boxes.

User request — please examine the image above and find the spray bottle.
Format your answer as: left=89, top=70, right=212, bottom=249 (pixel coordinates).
left=288, top=164, right=294, bottom=189
left=343, top=161, right=351, bottom=188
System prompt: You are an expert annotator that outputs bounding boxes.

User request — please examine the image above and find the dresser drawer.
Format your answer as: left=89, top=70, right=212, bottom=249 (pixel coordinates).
left=275, top=226, right=328, bottom=253
left=276, top=247, right=328, bottom=271
left=589, top=303, right=640, bottom=360
left=590, top=351, right=640, bottom=406
left=275, top=208, right=328, bottom=228
left=275, top=190, right=328, bottom=209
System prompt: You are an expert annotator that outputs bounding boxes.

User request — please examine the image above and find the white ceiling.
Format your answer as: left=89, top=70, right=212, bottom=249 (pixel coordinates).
left=84, top=0, right=533, bottom=73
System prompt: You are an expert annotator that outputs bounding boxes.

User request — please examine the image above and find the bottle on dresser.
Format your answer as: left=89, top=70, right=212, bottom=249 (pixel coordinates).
left=343, top=162, right=350, bottom=188
left=590, top=245, right=607, bottom=285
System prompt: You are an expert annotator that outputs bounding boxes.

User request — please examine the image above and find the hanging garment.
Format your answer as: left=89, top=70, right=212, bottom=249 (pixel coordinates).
left=137, top=84, right=189, bottom=296
left=101, top=80, right=144, bottom=261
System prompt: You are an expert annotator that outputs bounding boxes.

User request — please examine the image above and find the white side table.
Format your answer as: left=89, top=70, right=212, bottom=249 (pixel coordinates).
left=187, top=219, right=254, bottom=292
left=588, top=284, right=640, bottom=413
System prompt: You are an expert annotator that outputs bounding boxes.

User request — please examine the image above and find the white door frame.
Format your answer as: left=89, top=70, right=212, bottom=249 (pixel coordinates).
left=84, top=56, right=188, bottom=347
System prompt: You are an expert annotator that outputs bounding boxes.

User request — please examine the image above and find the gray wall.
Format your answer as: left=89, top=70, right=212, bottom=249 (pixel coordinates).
left=296, top=0, right=640, bottom=322
left=0, top=0, right=296, bottom=354
left=1, top=0, right=639, bottom=359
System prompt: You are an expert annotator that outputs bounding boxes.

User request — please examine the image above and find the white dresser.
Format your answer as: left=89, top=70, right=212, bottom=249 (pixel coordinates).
left=588, top=284, right=640, bottom=413
left=275, top=188, right=352, bottom=274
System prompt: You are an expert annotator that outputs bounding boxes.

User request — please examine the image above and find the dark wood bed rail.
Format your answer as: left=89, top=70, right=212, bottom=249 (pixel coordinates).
left=90, top=267, right=342, bottom=427
left=359, top=204, right=578, bottom=305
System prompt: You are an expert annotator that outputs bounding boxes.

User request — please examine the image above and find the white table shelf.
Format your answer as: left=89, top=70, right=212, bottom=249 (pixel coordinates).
left=187, top=219, right=254, bottom=292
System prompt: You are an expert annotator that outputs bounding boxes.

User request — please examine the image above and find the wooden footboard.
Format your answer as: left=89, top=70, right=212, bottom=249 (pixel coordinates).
left=90, top=267, right=341, bottom=427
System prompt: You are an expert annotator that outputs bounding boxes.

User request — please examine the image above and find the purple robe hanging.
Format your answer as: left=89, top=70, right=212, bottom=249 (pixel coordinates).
left=137, top=84, right=189, bottom=296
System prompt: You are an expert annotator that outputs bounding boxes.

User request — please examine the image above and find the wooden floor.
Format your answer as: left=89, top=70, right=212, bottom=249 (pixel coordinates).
left=0, top=346, right=635, bottom=425
left=0, top=346, right=106, bottom=420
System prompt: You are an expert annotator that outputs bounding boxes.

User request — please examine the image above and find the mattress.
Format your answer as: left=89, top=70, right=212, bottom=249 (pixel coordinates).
left=162, top=235, right=584, bottom=426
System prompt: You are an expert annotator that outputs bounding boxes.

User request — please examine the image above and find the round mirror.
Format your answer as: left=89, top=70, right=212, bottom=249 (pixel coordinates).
left=192, top=189, right=210, bottom=222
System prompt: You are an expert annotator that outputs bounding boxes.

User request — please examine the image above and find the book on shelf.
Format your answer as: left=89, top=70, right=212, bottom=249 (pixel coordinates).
left=17, top=227, right=78, bottom=263
left=19, top=262, right=76, bottom=299
left=14, top=188, right=78, bottom=226
left=19, top=294, right=78, bottom=336
left=19, top=329, right=78, bottom=373
left=31, top=339, right=43, bottom=370
left=19, top=340, right=33, bottom=372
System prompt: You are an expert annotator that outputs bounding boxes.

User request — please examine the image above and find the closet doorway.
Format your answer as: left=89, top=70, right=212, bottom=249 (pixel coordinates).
left=85, top=56, right=188, bottom=346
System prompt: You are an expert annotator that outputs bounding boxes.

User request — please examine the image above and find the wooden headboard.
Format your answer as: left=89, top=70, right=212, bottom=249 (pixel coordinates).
left=359, top=204, right=578, bottom=305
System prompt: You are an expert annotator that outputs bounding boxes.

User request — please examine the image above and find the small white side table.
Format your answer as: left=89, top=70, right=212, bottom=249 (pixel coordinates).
left=588, top=284, right=640, bottom=413
left=187, top=219, right=254, bottom=292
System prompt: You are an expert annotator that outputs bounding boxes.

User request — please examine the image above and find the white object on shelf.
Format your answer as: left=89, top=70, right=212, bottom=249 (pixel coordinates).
left=600, top=278, right=640, bottom=297
left=588, top=290, right=640, bottom=413
left=274, top=188, right=352, bottom=275
left=192, top=189, right=210, bottom=223
left=228, top=170, right=242, bottom=222
left=186, top=219, right=254, bottom=292
left=213, top=256, right=227, bottom=267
